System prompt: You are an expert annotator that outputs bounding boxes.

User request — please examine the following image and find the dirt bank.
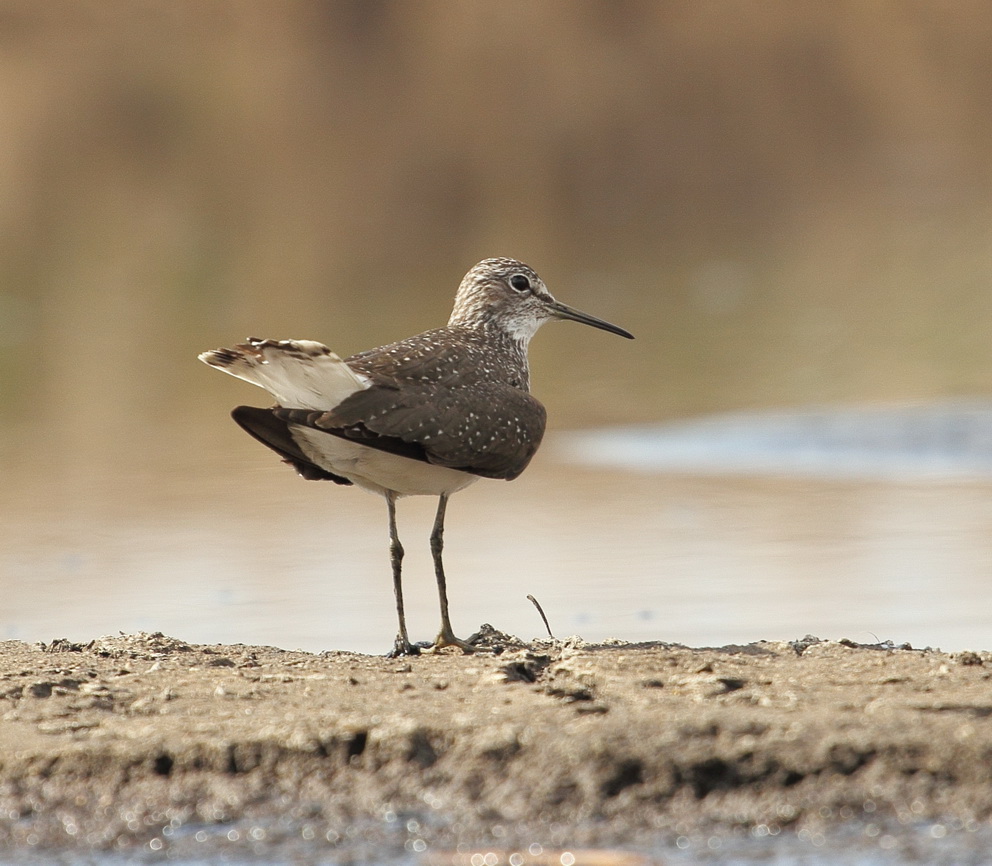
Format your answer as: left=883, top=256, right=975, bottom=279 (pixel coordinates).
left=1, top=630, right=991, bottom=858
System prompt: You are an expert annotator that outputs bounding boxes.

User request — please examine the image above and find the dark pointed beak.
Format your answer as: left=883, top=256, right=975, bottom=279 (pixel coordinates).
left=548, top=300, right=634, bottom=339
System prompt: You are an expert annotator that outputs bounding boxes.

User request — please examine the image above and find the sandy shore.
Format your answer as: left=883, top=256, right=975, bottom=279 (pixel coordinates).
left=1, top=630, right=991, bottom=860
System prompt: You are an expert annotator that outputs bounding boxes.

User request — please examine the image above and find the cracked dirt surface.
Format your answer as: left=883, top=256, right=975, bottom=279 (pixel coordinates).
left=1, top=630, right=992, bottom=858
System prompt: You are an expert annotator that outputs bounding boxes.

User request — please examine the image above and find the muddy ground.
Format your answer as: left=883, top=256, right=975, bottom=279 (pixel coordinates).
left=1, top=629, right=992, bottom=860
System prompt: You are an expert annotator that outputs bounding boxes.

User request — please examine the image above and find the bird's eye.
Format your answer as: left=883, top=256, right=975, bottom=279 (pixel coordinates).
left=509, top=274, right=531, bottom=292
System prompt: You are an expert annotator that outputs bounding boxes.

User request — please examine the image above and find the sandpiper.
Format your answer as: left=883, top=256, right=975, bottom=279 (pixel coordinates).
left=199, top=257, right=633, bottom=655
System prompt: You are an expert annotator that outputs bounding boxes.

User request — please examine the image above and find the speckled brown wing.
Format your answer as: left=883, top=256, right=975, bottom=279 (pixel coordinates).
left=275, top=383, right=547, bottom=481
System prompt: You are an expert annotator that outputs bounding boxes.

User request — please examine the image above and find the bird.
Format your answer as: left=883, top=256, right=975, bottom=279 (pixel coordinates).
left=199, top=257, right=633, bottom=656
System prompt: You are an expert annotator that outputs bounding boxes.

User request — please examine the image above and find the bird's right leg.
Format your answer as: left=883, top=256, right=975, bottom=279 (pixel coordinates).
left=386, top=492, right=418, bottom=657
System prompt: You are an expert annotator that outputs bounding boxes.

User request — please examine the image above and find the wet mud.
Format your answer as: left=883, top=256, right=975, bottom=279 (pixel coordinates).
left=1, top=630, right=991, bottom=859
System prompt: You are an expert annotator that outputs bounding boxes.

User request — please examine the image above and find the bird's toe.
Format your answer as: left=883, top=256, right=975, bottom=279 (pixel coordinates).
left=429, top=628, right=478, bottom=654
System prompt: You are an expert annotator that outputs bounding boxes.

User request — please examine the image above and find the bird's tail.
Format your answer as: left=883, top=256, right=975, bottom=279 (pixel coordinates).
left=198, top=337, right=369, bottom=410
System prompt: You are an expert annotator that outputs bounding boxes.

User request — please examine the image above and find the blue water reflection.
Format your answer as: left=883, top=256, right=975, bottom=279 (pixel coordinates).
left=557, top=401, right=992, bottom=480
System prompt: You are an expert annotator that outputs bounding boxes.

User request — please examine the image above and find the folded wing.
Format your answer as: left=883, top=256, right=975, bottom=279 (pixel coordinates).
left=276, top=383, right=547, bottom=481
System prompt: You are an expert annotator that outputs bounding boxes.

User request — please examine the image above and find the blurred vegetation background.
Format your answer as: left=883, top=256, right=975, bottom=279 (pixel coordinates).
left=2, top=0, right=992, bottom=492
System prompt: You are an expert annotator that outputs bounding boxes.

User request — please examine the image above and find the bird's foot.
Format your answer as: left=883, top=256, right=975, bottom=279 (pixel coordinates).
left=387, top=634, right=423, bottom=658
left=427, top=628, right=479, bottom=654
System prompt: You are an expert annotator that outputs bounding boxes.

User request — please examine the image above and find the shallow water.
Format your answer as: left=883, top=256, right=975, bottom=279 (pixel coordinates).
left=4, top=402, right=992, bottom=655
left=5, top=819, right=992, bottom=865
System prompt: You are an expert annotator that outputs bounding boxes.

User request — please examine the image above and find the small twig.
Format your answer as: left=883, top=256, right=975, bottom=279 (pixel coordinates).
left=527, top=594, right=553, bottom=638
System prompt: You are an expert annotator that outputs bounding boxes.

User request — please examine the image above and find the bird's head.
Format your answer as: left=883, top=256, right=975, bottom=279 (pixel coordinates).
left=448, top=257, right=633, bottom=344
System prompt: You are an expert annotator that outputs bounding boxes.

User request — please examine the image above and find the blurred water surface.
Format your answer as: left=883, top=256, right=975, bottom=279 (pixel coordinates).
left=3, top=3, right=992, bottom=653
left=3, top=814, right=992, bottom=865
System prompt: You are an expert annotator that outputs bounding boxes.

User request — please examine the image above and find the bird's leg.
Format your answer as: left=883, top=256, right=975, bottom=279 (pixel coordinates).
left=386, top=492, right=418, bottom=657
left=429, top=494, right=476, bottom=653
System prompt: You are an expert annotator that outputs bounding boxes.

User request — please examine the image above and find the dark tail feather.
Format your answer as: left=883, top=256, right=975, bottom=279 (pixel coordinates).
left=231, top=406, right=353, bottom=485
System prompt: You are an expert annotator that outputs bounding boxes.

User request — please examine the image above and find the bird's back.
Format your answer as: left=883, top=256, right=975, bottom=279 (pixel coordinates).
left=345, top=325, right=532, bottom=392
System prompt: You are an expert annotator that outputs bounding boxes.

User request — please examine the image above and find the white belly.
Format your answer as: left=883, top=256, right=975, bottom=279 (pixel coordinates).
left=290, top=427, right=480, bottom=497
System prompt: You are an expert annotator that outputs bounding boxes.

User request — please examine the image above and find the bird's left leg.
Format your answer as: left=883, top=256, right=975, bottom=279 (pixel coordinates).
left=428, top=493, right=476, bottom=653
